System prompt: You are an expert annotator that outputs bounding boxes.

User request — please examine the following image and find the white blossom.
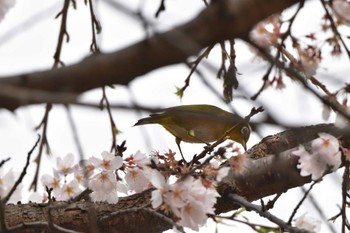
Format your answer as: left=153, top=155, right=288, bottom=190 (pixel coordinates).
left=150, top=170, right=168, bottom=209
left=91, top=151, right=123, bottom=171
left=56, top=153, right=77, bottom=176
left=125, top=167, right=151, bottom=193
left=89, top=170, right=117, bottom=194
left=178, top=201, right=207, bottom=231
left=90, top=189, right=119, bottom=203
left=293, top=133, right=341, bottom=180
left=41, top=173, right=62, bottom=197
left=294, top=213, right=321, bottom=233
left=56, top=180, right=81, bottom=200
left=216, top=167, right=230, bottom=182
left=0, top=169, right=22, bottom=203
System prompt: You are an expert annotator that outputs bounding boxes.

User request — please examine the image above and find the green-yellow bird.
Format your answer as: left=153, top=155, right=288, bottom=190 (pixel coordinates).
left=134, top=104, right=250, bottom=157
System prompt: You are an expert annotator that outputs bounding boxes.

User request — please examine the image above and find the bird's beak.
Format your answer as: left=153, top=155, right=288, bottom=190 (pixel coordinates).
left=242, top=141, right=247, bottom=152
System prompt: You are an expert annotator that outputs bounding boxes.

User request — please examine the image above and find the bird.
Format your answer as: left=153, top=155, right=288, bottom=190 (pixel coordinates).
left=134, top=104, right=250, bottom=159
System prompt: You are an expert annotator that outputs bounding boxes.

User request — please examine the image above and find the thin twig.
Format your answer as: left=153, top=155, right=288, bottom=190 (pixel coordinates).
left=341, top=162, right=350, bottom=233
left=191, top=106, right=263, bottom=164
left=31, top=104, right=52, bottom=191
left=287, top=180, right=319, bottom=224
left=247, top=39, right=350, bottom=122
left=229, top=193, right=312, bottom=233
left=0, top=158, right=10, bottom=168
left=87, top=0, right=101, bottom=52
left=2, top=135, right=40, bottom=204
left=176, top=45, right=214, bottom=98
left=155, top=0, right=166, bottom=18
left=320, top=0, right=350, bottom=61
left=100, top=87, right=118, bottom=153
left=65, top=105, right=84, bottom=158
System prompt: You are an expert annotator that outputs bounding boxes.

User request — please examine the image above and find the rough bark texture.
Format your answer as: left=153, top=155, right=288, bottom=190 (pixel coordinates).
left=3, top=124, right=349, bottom=233
left=0, top=0, right=300, bottom=110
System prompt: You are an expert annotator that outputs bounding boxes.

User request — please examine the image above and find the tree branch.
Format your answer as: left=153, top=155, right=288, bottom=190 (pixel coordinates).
left=3, top=124, right=348, bottom=233
left=0, top=0, right=300, bottom=110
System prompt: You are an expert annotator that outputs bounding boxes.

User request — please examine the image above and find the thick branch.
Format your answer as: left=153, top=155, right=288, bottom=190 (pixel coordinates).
left=0, top=0, right=300, bottom=110
left=3, top=124, right=349, bottom=233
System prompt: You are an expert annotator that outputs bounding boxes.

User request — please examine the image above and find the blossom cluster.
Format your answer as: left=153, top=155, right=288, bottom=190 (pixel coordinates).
left=249, top=0, right=350, bottom=91
left=0, top=169, right=22, bottom=203
left=39, top=150, right=229, bottom=231
left=293, top=133, right=342, bottom=180
left=249, top=15, right=281, bottom=49
left=41, top=151, right=126, bottom=203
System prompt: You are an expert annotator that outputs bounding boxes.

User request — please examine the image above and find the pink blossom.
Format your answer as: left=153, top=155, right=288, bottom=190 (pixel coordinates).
left=125, top=151, right=150, bottom=167
left=0, top=169, right=22, bottom=203
left=56, top=153, right=77, bottom=176
left=150, top=170, right=168, bottom=209
left=297, top=46, right=321, bottom=77
left=250, top=15, right=281, bottom=48
left=56, top=180, right=81, bottom=200
left=293, top=133, right=341, bottom=180
left=90, top=189, right=119, bottom=203
left=294, top=213, right=321, bottom=232
left=216, top=167, right=230, bottom=182
left=125, top=167, right=151, bottom=193
left=41, top=173, right=62, bottom=197
left=89, top=170, right=116, bottom=194
left=91, top=151, right=123, bottom=171
left=178, top=201, right=207, bottom=231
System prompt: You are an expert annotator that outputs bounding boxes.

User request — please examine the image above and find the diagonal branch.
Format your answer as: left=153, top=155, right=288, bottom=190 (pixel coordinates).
left=0, top=0, right=301, bottom=111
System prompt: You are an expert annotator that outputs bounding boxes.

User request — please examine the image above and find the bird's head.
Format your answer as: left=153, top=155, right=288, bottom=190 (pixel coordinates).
left=227, top=123, right=251, bottom=151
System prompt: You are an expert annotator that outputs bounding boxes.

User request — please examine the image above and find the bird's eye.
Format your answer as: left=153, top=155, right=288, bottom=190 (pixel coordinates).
left=241, top=126, right=250, bottom=136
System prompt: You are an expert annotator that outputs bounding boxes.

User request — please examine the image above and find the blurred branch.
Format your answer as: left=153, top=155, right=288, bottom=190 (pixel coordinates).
left=0, top=0, right=301, bottom=111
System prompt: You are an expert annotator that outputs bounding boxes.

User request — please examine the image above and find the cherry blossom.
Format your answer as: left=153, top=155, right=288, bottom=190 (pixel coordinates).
left=150, top=170, right=168, bottom=209
left=90, top=189, right=119, bottom=203
left=0, top=169, right=22, bottom=202
left=296, top=46, right=321, bottom=77
left=230, top=154, right=248, bottom=173
left=150, top=170, right=220, bottom=230
left=125, top=151, right=150, bottom=168
left=293, top=133, right=341, bottom=180
left=56, top=153, right=77, bottom=176
left=124, top=151, right=152, bottom=193
left=91, top=151, right=123, bottom=171
left=56, top=180, right=81, bottom=201
left=178, top=201, right=208, bottom=231
left=250, top=15, right=281, bottom=48
left=294, top=213, right=321, bottom=233
left=41, top=172, right=62, bottom=197
left=216, top=167, right=230, bottom=182
left=89, top=170, right=117, bottom=194
left=125, top=167, right=151, bottom=193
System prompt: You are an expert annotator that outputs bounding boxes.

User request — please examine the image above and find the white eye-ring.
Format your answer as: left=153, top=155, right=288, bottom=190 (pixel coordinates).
left=241, top=126, right=250, bottom=137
